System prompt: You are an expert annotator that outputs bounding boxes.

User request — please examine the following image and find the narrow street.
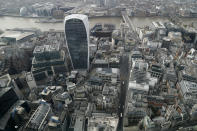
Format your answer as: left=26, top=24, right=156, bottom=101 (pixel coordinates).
left=118, top=53, right=130, bottom=131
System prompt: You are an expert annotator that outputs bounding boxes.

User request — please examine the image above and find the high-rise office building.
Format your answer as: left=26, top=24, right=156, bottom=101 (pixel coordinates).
left=64, top=14, right=89, bottom=70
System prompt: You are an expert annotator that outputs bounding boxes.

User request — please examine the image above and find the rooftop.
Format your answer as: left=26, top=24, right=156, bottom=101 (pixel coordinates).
left=96, top=68, right=120, bottom=75
left=88, top=114, right=119, bottom=131
left=64, top=14, right=88, bottom=21
left=25, top=103, right=51, bottom=130
left=0, top=31, right=34, bottom=41
left=33, top=44, right=60, bottom=53
left=180, top=80, right=197, bottom=95
left=128, top=81, right=149, bottom=93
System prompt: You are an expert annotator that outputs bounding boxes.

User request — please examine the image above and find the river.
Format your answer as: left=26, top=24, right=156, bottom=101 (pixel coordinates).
left=0, top=16, right=197, bottom=31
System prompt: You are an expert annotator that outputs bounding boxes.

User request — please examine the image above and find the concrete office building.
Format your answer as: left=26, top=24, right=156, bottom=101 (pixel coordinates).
left=64, top=14, right=89, bottom=70
left=32, top=44, right=67, bottom=82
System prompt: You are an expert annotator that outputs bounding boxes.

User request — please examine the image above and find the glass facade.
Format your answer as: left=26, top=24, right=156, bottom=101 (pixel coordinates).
left=65, top=18, right=88, bottom=69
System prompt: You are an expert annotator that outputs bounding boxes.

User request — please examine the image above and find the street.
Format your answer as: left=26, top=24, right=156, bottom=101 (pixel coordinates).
left=117, top=53, right=130, bottom=131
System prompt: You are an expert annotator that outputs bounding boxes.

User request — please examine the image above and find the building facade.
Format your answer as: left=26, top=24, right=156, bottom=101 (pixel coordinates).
left=64, top=14, right=89, bottom=70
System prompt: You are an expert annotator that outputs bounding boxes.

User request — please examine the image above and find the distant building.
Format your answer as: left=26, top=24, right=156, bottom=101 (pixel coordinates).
left=0, top=31, right=34, bottom=44
left=95, top=68, right=120, bottom=84
left=64, top=14, right=89, bottom=70
left=166, top=68, right=177, bottom=83
left=20, top=7, right=28, bottom=16
left=0, top=100, right=30, bottom=131
left=190, top=9, right=197, bottom=17
left=87, top=113, right=119, bottom=131
left=147, top=95, right=165, bottom=107
left=96, top=0, right=105, bottom=7
left=67, top=82, right=76, bottom=94
left=150, top=64, right=163, bottom=79
left=47, top=115, right=67, bottom=131
left=131, top=51, right=143, bottom=61
left=25, top=103, right=52, bottom=131
left=136, top=27, right=154, bottom=40
left=128, top=81, right=149, bottom=94
left=53, top=92, right=72, bottom=111
left=177, top=80, right=197, bottom=104
left=165, top=105, right=189, bottom=127
left=104, top=0, right=117, bottom=8
left=93, top=59, right=110, bottom=68
left=32, top=44, right=67, bottom=82
left=92, top=57, right=120, bottom=68
left=68, top=70, right=79, bottom=84
left=40, top=86, right=63, bottom=102
left=85, top=76, right=103, bottom=92
left=69, top=116, right=85, bottom=131
left=124, top=85, right=148, bottom=125
left=31, top=2, right=57, bottom=17
left=0, top=75, right=30, bottom=130
left=26, top=72, right=37, bottom=90
left=138, top=116, right=158, bottom=131
left=0, top=87, right=19, bottom=118
left=0, top=74, right=23, bottom=99
left=178, top=66, right=197, bottom=83
left=190, top=104, right=197, bottom=121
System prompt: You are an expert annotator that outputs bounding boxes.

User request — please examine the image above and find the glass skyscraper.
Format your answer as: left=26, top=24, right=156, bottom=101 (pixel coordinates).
left=64, top=14, right=89, bottom=70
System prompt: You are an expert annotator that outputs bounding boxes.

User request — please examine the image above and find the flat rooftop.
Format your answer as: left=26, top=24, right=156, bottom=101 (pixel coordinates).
left=0, top=31, right=34, bottom=41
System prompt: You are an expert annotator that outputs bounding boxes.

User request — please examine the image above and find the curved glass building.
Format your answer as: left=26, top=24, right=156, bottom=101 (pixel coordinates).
left=64, top=14, right=89, bottom=70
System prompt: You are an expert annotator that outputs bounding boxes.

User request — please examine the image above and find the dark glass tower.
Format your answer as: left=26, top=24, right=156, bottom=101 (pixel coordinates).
left=64, top=14, right=89, bottom=70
